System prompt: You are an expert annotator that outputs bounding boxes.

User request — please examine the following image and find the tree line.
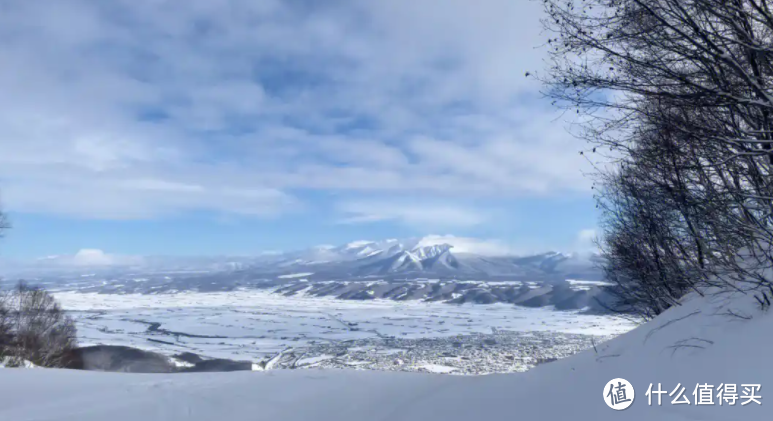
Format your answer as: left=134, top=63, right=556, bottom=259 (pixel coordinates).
left=542, top=0, right=773, bottom=319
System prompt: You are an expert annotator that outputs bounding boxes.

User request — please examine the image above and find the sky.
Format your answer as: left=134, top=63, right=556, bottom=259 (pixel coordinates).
left=0, top=0, right=599, bottom=259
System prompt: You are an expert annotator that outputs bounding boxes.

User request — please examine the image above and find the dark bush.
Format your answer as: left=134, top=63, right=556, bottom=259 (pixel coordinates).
left=0, top=281, right=78, bottom=367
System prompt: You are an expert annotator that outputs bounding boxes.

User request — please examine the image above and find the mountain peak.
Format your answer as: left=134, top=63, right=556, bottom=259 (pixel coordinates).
left=410, top=243, right=453, bottom=260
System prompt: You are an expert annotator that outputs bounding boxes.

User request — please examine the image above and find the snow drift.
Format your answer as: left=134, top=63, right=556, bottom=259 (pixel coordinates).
left=0, top=287, right=770, bottom=420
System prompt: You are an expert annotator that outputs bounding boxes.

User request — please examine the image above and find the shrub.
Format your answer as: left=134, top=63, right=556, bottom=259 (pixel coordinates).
left=0, top=281, right=78, bottom=367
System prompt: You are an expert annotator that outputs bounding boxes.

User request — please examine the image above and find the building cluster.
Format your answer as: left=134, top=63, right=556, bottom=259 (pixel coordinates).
left=259, top=331, right=613, bottom=375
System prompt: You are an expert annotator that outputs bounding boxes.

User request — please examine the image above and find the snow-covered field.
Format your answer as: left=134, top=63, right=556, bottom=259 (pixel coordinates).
left=55, top=290, right=634, bottom=373
left=2, top=288, right=769, bottom=420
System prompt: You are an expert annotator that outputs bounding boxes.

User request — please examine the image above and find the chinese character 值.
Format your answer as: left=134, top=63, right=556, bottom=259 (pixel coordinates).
left=607, top=381, right=632, bottom=407
left=693, top=383, right=714, bottom=405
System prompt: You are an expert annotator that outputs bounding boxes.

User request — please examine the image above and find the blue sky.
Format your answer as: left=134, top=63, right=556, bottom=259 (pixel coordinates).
left=0, top=0, right=599, bottom=259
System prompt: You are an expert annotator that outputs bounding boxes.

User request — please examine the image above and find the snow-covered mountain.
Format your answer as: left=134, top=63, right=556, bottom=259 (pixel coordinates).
left=257, top=236, right=601, bottom=281
left=0, top=235, right=603, bottom=283
left=274, top=237, right=480, bottom=266
left=21, top=237, right=608, bottom=308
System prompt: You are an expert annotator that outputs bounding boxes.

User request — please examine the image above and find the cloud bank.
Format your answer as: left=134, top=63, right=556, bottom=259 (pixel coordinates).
left=0, top=0, right=592, bottom=227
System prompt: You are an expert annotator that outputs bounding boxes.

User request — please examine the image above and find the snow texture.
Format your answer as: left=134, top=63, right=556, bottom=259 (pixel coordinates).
left=1, top=288, right=770, bottom=420
left=55, top=290, right=632, bottom=365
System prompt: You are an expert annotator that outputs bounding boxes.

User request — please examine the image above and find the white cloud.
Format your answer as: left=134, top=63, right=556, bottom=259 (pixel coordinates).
left=337, top=201, right=487, bottom=228
left=0, top=0, right=592, bottom=220
left=575, top=229, right=600, bottom=252
left=72, top=249, right=117, bottom=266
left=413, top=235, right=517, bottom=256
left=2, top=176, right=293, bottom=220
left=37, top=249, right=143, bottom=267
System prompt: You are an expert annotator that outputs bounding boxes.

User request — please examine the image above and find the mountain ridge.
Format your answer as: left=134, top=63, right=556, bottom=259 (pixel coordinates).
left=0, top=235, right=603, bottom=281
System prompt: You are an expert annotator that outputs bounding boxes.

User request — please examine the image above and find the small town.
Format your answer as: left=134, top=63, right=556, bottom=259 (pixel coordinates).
left=259, top=330, right=612, bottom=375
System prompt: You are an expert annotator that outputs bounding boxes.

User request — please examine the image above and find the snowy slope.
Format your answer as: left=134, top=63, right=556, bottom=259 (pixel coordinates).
left=1, top=288, right=770, bottom=420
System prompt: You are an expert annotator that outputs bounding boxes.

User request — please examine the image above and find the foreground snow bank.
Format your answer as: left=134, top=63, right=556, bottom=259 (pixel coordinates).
left=1, top=289, right=770, bottom=420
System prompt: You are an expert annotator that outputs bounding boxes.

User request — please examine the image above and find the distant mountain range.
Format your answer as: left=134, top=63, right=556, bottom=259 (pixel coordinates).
left=0, top=235, right=605, bottom=282
left=0, top=236, right=613, bottom=311
left=262, top=237, right=604, bottom=282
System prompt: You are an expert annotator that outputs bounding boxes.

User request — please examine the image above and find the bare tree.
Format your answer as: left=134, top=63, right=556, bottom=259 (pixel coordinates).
left=0, top=200, right=9, bottom=239
left=1, top=191, right=78, bottom=366
left=542, top=0, right=773, bottom=314
left=1, top=282, right=78, bottom=367
left=0, top=202, right=11, bottom=358
left=0, top=289, right=12, bottom=359
left=595, top=124, right=708, bottom=319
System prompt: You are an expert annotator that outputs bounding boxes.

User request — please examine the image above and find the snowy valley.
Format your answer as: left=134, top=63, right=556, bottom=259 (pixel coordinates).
left=1, top=283, right=769, bottom=420
left=0, top=237, right=629, bottom=375
left=53, top=289, right=632, bottom=375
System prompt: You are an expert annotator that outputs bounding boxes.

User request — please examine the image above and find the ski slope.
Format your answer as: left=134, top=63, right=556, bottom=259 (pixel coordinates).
left=1, top=288, right=769, bottom=420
